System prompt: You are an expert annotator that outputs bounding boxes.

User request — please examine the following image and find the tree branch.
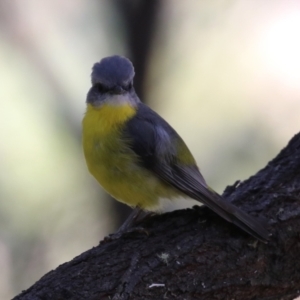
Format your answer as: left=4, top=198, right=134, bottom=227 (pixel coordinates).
left=14, top=133, right=300, bottom=300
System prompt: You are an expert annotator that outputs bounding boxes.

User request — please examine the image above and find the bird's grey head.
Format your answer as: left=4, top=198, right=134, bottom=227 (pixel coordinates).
left=87, top=55, right=139, bottom=106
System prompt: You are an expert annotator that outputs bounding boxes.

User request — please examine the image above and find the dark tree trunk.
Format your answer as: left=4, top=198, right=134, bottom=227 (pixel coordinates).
left=13, top=133, right=300, bottom=300
left=109, top=0, right=162, bottom=228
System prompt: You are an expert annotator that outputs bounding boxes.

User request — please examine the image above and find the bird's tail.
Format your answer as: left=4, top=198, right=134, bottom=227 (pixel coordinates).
left=194, top=187, right=269, bottom=243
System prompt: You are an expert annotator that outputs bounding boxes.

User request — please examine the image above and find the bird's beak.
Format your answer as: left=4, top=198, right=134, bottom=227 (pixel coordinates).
left=111, top=86, right=125, bottom=95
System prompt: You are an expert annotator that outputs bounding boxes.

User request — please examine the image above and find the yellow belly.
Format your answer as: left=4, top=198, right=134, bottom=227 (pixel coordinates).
left=82, top=103, right=178, bottom=211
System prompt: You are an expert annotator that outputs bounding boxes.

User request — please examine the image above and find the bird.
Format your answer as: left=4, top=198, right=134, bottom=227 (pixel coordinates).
left=82, top=55, right=269, bottom=242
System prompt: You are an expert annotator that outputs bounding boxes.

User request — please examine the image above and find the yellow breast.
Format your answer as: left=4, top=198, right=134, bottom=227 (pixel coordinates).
left=83, top=103, right=136, bottom=136
left=82, top=102, right=136, bottom=175
left=82, top=102, right=179, bottom=210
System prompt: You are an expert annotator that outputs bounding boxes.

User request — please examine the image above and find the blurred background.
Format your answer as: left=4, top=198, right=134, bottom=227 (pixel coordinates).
left=1, top=0, right=300, bottom=298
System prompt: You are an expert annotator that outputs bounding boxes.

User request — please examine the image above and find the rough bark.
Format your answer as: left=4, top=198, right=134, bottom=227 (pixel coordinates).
left=14, top=133, right=300, bottom=300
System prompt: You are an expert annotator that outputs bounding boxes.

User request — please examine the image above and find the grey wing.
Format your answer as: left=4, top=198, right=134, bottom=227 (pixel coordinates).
left=124, top=103, right=207, bottom=184
left=124, top=103, right=233, bottom=212
left=124, top=103, right=269, bottom=242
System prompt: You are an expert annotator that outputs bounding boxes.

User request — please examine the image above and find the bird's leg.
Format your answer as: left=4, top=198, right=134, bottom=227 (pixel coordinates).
left=104, top=208, right=154, bottom=242
left=116, top=207, right=153, bottom=233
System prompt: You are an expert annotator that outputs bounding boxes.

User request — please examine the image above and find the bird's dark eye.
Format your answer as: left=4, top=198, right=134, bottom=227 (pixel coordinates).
left=94, top=83, right=109, bottom=93
left=125, top=82, right=133, bottom=90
